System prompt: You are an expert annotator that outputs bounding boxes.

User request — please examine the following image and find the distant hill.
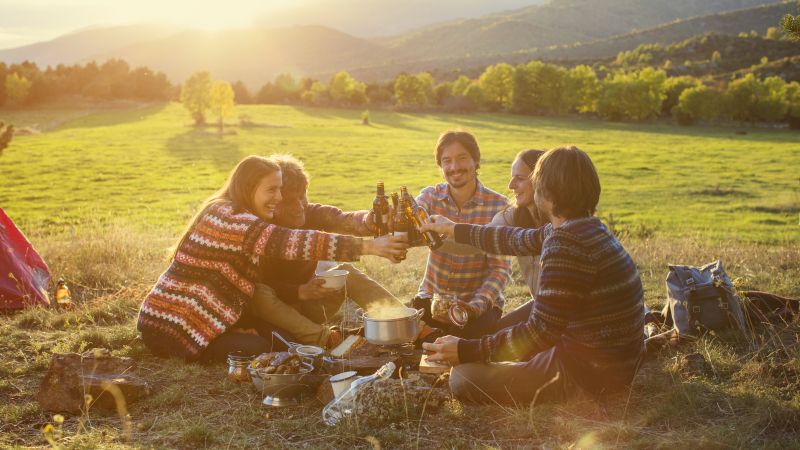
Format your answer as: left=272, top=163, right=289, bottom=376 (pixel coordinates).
left=377, top=0, right=773, bottom=62
left=0, top=25, right=175, bottom=67
left=340, top=1, right=799, bottom=81
left=254, top=0, right=546, bottom=37
left=0, top=0, right=791, bottom=86
left=95, top=26, right=381, bottom=88
left=528, top=2, right=799, bottom=61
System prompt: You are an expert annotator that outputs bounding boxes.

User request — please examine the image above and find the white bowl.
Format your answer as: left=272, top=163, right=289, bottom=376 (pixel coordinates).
left=319, top=269, right=347, bottom=289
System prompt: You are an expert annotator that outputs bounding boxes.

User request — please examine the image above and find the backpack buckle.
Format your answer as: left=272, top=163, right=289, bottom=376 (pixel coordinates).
left=692, top=306, right=701, bottom=313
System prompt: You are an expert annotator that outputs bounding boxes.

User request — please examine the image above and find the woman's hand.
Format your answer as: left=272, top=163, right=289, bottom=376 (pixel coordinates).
left=418, top=215, right=456, bottom=238
left=297, top=278, right=340, bottom=301
left=362, top=234, right=409, bottom=263
left=422, top=335, right=461, bottom=366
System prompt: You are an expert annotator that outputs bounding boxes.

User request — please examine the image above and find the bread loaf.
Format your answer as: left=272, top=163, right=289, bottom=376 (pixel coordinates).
left=330, top=335, right=365, bottom=358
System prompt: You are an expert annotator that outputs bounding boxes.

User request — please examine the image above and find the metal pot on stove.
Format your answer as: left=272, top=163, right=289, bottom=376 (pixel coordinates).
left=361, top=306, right=424, bottom=346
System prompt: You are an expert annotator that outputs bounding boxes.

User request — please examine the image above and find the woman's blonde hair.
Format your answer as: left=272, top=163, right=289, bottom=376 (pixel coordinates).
left=171, top=155, right=281, bottom=258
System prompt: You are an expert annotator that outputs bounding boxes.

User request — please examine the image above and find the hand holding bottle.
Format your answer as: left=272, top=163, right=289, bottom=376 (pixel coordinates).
left=362, top=234, right=409, bottom=263
left=418, top=214, right=456, bottom=238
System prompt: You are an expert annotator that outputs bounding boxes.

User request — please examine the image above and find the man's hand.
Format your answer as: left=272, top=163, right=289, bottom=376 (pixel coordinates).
left=297, top=278, right=341, bottom=301
left=362, top=234, right=409, bottom=263
left=422, top=335, right=461, bottom=366
left=457, top=300, right=481, bottom=321
left=418, top=215, right=456, bottom=238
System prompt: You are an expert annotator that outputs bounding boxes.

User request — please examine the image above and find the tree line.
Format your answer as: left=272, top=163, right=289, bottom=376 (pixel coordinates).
left=0, top=59, right=173, bottom=107
left=2, top=57, right=799, bottom=128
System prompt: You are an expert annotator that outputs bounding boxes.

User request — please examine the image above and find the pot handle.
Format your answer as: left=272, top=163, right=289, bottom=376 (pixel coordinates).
left=415, top=308, right=425, bottom=321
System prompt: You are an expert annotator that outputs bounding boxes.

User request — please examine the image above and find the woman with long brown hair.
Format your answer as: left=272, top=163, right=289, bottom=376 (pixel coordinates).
left=137, top=155, right=406, bottom=362
left=489, top=149, right=547, bottom=297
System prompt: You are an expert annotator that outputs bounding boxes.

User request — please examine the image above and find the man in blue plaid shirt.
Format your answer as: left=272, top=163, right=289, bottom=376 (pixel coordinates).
left=412, top=130, right=512, bottom=339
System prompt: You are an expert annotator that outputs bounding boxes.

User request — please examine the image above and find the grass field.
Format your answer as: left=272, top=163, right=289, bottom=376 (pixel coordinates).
left=1, top=102, right=798, bottom=241
left=0, top=103, right=799, bottom=449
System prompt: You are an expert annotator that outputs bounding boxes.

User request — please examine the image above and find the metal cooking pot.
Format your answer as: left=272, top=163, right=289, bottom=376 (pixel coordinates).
left=361, top=307, right=424, bottom=346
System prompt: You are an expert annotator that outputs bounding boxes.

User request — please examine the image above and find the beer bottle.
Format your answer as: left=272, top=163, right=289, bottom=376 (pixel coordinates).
left=54, top=277, right=74, bottom=309
left=400, top=187, right=422, bottom=246
left=391, top=192, right=409, bottom=261
left=401, top=189, right=443, bottom=250
left=372, top=181, right=390, bottom=237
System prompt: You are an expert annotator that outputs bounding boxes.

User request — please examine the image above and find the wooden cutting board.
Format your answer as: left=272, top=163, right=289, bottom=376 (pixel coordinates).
left=418, top=354, right=450, bottom=375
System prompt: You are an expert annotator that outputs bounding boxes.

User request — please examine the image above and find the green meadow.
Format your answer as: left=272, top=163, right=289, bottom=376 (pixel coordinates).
left=1, top=103, right=799, bottom=448
left=1, top=102, right=798, bottom=242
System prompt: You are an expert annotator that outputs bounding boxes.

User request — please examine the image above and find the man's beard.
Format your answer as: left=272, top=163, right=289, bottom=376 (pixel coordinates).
left=446, top=170, right=474, bottom=189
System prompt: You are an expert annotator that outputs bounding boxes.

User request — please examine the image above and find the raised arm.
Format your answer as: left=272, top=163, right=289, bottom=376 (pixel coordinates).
left=304, top=203, right=373, bottom=236
left=453, top=223, right=548, bottom=257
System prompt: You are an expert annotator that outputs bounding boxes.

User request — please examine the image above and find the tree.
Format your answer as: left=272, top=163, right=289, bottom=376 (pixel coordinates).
left=785, top=81, right=800, bottom=128
left=478, top=63, right=514, bottom=110
left=328, top=71, right=367, bottom=105
left=511, top=61, right=565, bottom=114
left=725, top=74, right=789, bottom=123
left=565, top=65, right=599, bottom=113
left=274, top=73, right=300, bottom=102
left=662, top=76, right=700, bottom=116
left=231, top=81, right=252, bottom=104
left=452, top=75, right=471, bottom=97
left=0, top=63, right=8, bottom=106
left=758, top=76, right=789, bottom=122
left=0, top=122, right=13, bottom=154
left=209, top=80, right=235, bottom=132
left=675, top=85, right=722, bottom=125
left=394, top=73, right=432, bottom=107
left=765, top=27, right=781, bottom=40
left=433, top=82, right=453, bottom=106
left=711, top=50, right=722, bottom=64
left=597, top=68, right=666, bottom=121
left=4, top=73, right=32, bottom=107
left=781, top=7, right=800, bottom=41
left=180, top=71, right=213, bottom=125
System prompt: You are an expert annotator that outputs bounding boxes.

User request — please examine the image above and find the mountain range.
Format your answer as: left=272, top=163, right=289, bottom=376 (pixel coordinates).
left=0, top=0, right=795, bottom=85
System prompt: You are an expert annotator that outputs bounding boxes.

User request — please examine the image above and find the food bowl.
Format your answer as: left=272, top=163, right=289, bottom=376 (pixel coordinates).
left=249, top=362, right=315, bottom=407
left=318, top=269, right=347, bottom=289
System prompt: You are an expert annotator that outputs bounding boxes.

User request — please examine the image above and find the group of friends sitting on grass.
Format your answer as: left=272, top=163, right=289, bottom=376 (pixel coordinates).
left=136, top=130, right=645, bottom=406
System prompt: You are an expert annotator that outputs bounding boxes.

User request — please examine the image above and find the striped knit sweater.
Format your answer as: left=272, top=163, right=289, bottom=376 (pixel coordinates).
left=455, top=217, right=645, bottom=393
left=137, top=201, right=363, bottom=360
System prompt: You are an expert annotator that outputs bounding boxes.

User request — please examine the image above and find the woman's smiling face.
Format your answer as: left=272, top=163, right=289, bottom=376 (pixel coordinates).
left=251, top=171, right=283, bottom=220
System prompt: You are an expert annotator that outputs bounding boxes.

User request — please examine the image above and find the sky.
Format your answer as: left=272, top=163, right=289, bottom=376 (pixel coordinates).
left=0, top=0, right=296, bottom=49
left=0, top=0, right=541, bottom=50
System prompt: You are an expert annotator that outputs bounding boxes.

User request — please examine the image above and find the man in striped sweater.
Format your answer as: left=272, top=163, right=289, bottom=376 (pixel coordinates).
left=412, top=130, right=512, bottom=340
left=421, top=146, right=645, bottom=404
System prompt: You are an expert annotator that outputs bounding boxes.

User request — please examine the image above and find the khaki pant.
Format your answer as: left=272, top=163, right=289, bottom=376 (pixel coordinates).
left=250, top=263, right=404, bottom=347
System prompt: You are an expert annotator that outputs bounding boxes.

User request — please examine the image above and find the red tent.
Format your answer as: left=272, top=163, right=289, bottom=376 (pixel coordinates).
left=0, top=208, right=50, bottom=310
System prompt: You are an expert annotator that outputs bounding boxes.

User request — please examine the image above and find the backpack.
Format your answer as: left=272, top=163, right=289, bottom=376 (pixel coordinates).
left=662, top=260, right=747, bottom=337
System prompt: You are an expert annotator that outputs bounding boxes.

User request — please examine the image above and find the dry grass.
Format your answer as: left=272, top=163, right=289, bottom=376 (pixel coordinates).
left=1, top=224, right=798, bottom=449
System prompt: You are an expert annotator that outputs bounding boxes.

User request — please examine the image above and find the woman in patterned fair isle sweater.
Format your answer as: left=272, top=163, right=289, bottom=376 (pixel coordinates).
left=421, top=146, right=645, bottom=404
left=137, top=156, right=407, bottom=362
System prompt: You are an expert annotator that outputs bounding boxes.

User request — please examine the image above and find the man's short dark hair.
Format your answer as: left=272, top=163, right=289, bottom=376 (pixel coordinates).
left=435, top=130, right=480, bottom=168
left=532, top=146, right=600, bottom=219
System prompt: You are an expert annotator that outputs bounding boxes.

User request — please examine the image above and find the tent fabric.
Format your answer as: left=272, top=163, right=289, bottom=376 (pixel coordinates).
left=0, top=208, right=50, bottom=310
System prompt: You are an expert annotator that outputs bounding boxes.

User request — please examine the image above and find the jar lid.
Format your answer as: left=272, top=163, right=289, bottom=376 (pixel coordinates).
left=448, top=304, right=469, bottom=328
